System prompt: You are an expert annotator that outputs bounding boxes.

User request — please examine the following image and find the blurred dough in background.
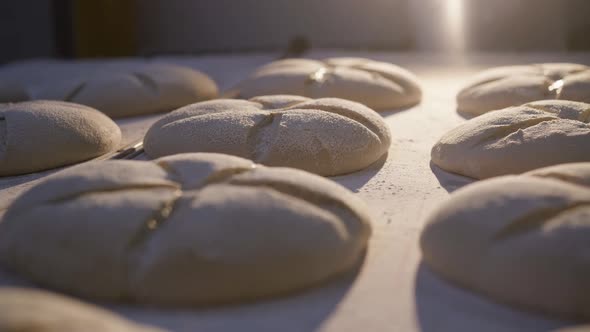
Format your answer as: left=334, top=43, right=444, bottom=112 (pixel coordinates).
left=0, top=153, right=371, bottom=306
left=457, top=63, right=590, bottom=116
left=144, top=95, right=391, bottom=176
left=236, top=58, right=421, bottom=110
left=0, top=61, right=219, bottom=118
left=0, top=287, right=167, bottom=332
left=0, top=100, right=120, bottom=176
left=421, top=162, right=590, bottom=320
left=431, top=100, right=590, bottom=179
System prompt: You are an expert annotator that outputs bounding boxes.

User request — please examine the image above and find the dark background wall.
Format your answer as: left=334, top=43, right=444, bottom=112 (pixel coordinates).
left=0, top=0, right=588, bottom=64
left=463, top=0, right=568, bottom=52
left=0, top=0, right=57, bottom=63
left=462, top=0, right=590, bottom=52
left=135, top=0, right=413, bottom=55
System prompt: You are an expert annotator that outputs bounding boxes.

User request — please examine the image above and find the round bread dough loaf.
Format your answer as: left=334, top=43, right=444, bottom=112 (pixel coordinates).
left=0, top=287, right=166, bottom=332
left=457, top=63, right=590, bottom=116
left=431, top=100, right=590, bottom=179
left=30, top=63, right=218, bottom=118
left=0, top=153, right=371, bottom=306
left=0, top=100, right=121, bottom=176
left=236, top=57, right=421, bottom=110
left=144, top=95, right=391, bottom=176
left=420, top=162, right=590, bottom=319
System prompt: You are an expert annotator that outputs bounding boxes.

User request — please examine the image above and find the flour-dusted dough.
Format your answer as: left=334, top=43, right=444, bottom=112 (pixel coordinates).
left=0, top=153, right=371, bottom=306
left=236, top=57, right=421, bottom=110
left=0, top=100, right=121, bottom=176
left=0, top=287, right=166, bottom=332
left=30, top=63, right=218, bottom=118
left=0, top=60, right=218, bottom=117
left=144, top=95, right=391, bottom=176
left=457, top=63, right=590, bottom=116
left=431, top=100, right=590, bottom=179
left=420, top=162, right=590, bottom=319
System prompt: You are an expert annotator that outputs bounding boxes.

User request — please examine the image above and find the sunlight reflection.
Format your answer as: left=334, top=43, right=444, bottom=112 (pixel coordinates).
left=445, top=0, right=464, bottom=53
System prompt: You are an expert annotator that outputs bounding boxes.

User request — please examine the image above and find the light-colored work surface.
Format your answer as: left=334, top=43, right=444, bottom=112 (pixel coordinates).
left=1, top=51, right=589, bottom=332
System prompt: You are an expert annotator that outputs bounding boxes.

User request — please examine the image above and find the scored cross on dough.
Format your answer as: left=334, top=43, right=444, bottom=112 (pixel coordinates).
left=25, top=63, right=219, bottom=118
left=237, top=57, right=422, bottom=110
left=457, top=63, right=590, bottom=116
left=0, top=153, right=371, bottom=306
left=420, top=162, right=590, bottom=319
left=144, top=95, right=391, bottom=176
left=431, top=100, right=590, bottom=179
left=307, top=66, right=332, bottom=84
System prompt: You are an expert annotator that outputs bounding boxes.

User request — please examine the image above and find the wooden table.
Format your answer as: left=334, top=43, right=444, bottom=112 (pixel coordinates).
left=1, top=51, right=589, bottom=332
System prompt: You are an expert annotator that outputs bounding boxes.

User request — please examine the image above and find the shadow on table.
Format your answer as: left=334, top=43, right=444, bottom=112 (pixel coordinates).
left=455, top=108, right=478, bottom=120
left=114, top=253, right=368, bottom=332
left=429, top=161, right=474, bottom=193
left=414, top=262, right=568, bottom=332
left=379, top=102, right=422, bottom=118
left=330, top=154, right=388, bottom=192
left=0, top=167, right=61, bottom=191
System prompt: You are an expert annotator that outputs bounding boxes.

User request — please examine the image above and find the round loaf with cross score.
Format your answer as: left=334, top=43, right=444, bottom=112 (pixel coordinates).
left=0, top=153, right=371, bottom=306
left=432, top=100, right=590, bottom=179
left=457, top=63, right=590, bottom=116
left=144, top=95, right=391, bottom=176
left=421, top=162, right=590, bottom=319
left=235, top=57, right=422, bottom=110
left=0, top=62, right=219, bottom=118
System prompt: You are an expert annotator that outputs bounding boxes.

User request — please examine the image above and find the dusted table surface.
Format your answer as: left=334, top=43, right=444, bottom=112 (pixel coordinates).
left=1, top=51, right=589, bottom=332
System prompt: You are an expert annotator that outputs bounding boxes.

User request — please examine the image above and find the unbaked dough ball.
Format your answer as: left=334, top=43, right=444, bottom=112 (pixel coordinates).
left=0, top=287, right=166, bottom=332
left=0, top=60, right=218, bottom=117
left=457, top=63, right=590, bottom=116
left=420, top=162, right=590, bottom=319
left=0, top=100, right=121, bottom=176
left=31, top=63, right=218, bottom=118
left=431, top=100, right=590, bottom=179
left=0, top=153, right=371, bottom=306
left=236, top=57, right=421, bottom=110
left=144, top=95, right=391, bottom=176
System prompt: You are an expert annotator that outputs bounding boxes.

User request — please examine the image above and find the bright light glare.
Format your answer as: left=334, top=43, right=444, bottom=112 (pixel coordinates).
left=445, top=0, right=464, bottom=53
